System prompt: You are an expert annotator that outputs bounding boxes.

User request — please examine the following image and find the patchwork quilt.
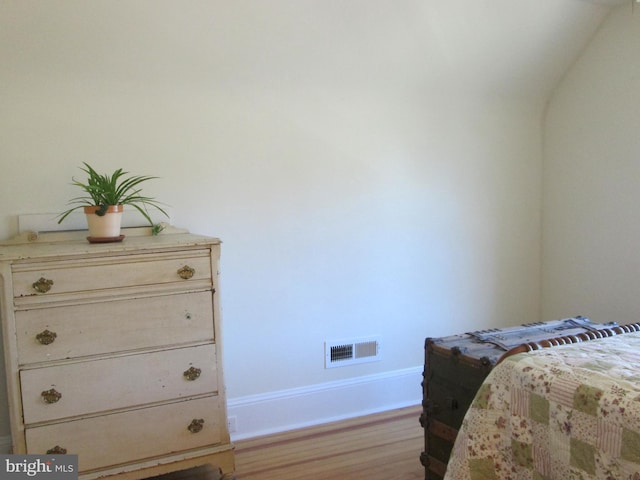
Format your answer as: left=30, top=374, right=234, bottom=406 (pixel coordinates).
left=444, top=331, right=640, bottom=480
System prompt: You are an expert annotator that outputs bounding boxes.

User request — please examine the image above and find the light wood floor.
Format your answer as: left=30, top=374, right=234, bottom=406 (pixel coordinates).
left=234, top=405, right=424, bottom=480
left=150, top=405, right=424, bottom=480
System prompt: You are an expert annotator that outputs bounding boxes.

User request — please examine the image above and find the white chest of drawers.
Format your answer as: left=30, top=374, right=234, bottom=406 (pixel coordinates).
left=0, top=228, right=235, bottom=480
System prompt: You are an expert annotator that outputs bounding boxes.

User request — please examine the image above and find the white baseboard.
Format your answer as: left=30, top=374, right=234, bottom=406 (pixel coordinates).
left=0, top=369, right=421, bottom=450
left=227, top=366, right=422, bottom=441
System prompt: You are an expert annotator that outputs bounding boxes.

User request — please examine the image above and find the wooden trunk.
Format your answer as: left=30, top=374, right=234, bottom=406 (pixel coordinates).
left=419, top=316, right=618, bottom=480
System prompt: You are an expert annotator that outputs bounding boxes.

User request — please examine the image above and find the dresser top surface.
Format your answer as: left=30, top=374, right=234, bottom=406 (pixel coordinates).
left=0, top=227, right=220, bottom=262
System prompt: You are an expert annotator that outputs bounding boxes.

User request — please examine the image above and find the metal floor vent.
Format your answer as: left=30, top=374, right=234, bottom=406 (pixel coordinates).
left=325, top=336, right=381, bottom=368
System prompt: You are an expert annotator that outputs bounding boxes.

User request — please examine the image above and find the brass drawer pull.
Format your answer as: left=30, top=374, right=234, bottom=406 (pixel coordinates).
left=36, top=329, right=57, bottom=345
left=183, top=366, right=201, bottom=381
left=41, top=388, right=62, bottom=404
left=177, top=265, right=195, bottom=280
left=188, top=418, right=204, bottom=433
left=32, top=277, right=54, bottom=293
left=46, top=445, right=67, bottom=454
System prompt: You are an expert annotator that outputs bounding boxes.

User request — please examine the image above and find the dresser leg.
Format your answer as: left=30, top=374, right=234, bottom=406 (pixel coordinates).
left=219, top=469, right=237, bottom=480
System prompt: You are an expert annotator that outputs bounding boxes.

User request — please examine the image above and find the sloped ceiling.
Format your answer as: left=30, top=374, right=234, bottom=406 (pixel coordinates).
left=1, top=0, right=623, bottom=103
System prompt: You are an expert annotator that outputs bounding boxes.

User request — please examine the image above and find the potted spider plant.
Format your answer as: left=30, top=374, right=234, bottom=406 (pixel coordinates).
left=57, top=162, right=168, bottom=241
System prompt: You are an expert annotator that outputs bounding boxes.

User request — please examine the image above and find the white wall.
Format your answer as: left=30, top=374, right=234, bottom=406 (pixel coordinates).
left=543, top=4, right=640, bottom=323
left=0, top=0, right=611, bottom=441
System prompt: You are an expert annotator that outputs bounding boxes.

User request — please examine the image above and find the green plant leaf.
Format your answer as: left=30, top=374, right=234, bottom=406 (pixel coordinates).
left=57, top=162, right=169, bottom=226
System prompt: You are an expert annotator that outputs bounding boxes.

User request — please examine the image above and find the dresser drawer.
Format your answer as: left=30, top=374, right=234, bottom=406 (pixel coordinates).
left=21, top=344, right=218, bottom=424
left=16, top=291, right=214, bottom=365
left=12, top=250, right=212, bottom=302
left=25, top=395, right=223, bottom=473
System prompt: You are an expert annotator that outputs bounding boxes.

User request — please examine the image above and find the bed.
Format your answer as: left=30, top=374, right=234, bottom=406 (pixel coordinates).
left=443, top=324, right=640, bottom=480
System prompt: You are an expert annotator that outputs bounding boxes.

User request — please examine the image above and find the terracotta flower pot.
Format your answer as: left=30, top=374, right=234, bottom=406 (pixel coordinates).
left=84, top=205, right=124, bottom=239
